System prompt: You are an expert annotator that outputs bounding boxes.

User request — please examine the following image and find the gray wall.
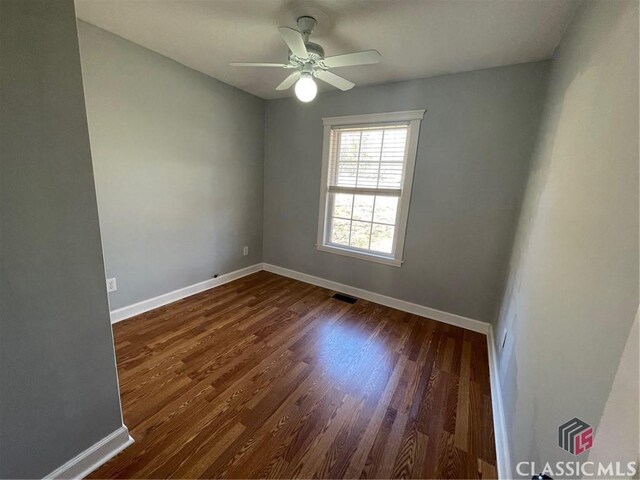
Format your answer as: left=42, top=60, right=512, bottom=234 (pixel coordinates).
left=495, top=0, right=639, bottom=474
left=263, top=62, right=550, bottom=323
left=0, top=2, right=124, bottom=478
left=77, top=21, right=265, bottom=311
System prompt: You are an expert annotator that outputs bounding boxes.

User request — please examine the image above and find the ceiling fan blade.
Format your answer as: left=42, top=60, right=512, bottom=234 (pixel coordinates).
left=229, top=62, right=289, bottom=67
left=278, top=26, right=308, bottom=59
left=315, top=70, right=355, bottom=91
left=322, top=50, right=381, bottom=68
left=276, top=71, right=301, bottom=90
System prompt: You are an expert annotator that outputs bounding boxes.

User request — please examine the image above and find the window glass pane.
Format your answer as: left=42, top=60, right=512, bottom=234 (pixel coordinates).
left=382, top=129, right=407, bottom=159
left=373, top=196, right=399, bottom=225
left=356, top=162, right=380, bottom=188
left=336, top=162, right=357, bottom=187
left=332, top=193, right=353, bottom=219
left=330, top=218, right=351, bottom=246
left=352, top=195, right=374, bottom=222
left=350, top=221, right=371, bottom=249
left=339, top=131, right=361, bottom=152
left=370, top=224, right=395, bottom=253
left=378, top=163, right=403, bottom=188
left=360, top=130, right=383, bottom=161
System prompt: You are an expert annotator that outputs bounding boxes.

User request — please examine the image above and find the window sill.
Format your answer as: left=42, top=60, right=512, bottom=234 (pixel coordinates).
left=316, top=244, right=403, bottom=267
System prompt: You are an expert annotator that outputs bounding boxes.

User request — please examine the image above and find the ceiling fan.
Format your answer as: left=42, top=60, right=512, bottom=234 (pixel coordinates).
left=230, top=16, right=381, bottom=102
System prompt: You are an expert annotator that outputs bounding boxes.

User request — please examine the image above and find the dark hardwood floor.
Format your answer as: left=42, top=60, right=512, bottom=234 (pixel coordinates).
left=90, top=271, right=497, bottom=479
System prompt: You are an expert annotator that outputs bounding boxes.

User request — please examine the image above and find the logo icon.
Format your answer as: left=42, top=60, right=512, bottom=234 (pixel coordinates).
left=559, top=418, right=594, bottom=455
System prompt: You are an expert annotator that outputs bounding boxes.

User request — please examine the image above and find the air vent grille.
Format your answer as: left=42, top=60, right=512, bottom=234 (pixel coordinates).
left=332, top=293, right=358, bottom=304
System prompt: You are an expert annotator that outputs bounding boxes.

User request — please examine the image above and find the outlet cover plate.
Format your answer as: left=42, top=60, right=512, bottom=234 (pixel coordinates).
left=106, top=278, right=117, bottom=293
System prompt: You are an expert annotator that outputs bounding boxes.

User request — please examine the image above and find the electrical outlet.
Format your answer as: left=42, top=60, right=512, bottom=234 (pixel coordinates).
left=243, top=246, right=249, bottom=256
left=106, top=277, right=117, bottom=293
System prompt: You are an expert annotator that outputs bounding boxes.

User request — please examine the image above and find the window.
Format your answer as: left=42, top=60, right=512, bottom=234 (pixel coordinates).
left=317, top=110, right=424, bottom=266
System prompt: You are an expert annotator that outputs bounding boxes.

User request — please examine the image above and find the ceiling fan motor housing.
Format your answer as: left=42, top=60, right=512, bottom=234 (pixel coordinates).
left=290, top=41, right=325, bottom=62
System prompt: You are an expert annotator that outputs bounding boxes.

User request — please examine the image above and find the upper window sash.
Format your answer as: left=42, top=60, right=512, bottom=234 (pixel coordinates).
left=327, top=124, right=409, bottom=191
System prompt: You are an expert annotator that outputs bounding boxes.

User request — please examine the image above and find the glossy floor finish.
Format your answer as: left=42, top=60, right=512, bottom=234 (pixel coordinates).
left=91, top=271, right=497, bottom=479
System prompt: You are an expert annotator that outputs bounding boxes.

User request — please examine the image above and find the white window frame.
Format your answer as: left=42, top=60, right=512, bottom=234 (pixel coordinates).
left=316, top=110, right=425, bottom=267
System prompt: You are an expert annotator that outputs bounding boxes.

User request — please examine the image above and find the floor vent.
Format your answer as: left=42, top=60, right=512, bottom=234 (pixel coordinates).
left=332, top=293, right=358, bottom=304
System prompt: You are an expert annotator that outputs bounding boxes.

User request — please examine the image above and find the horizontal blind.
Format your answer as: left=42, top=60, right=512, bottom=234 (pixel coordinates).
left=327, top=124, right=409, bottom=192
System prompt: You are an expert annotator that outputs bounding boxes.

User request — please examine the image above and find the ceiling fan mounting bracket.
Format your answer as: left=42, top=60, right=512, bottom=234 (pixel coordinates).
left=297, top=16, right=317, bottom=38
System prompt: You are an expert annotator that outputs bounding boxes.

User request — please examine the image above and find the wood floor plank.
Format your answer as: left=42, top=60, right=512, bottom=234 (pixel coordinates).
left=454, top=340, right=472, bottom=452
left=89, top=271, right=496, bottom=479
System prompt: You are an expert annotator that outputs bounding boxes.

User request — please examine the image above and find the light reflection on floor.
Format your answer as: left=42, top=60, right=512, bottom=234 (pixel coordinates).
left=314, top=320, right=390, bottom=390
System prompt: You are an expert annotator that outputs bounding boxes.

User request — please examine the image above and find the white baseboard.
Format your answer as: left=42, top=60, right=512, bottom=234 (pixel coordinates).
left=262, top=263, right=490, bottom=334
left=110, top=263, right=263, bottom=323
left=44, top=425, right=133, bottom=480
left=487, top=325, right=512, bottom=480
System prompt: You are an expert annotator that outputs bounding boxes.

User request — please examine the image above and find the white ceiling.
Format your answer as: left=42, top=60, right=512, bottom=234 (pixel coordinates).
left=75, top=0, right=579, bottom=100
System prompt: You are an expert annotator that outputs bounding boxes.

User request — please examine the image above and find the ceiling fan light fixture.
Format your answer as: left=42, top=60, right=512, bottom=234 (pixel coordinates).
left=294, top=74, right=317, bottom=102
